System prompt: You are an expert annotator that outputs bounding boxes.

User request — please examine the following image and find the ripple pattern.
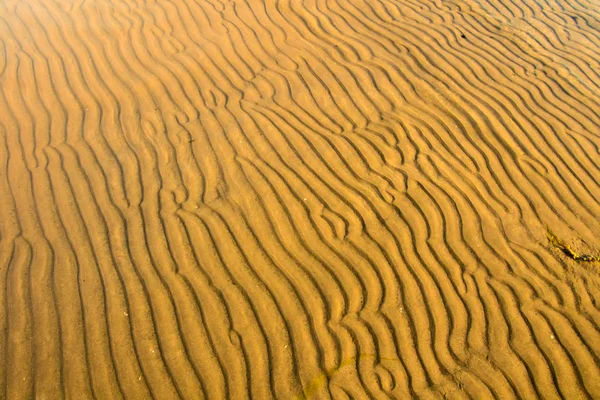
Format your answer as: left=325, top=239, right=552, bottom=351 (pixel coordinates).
left=1, top=0, right=600, bottom=398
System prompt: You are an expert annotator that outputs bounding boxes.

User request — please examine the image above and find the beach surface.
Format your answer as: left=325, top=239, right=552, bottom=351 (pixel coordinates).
left=1, top=0, right=600, bottom=397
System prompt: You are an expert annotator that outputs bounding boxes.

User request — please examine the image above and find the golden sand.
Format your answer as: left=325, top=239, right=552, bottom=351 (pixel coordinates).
left=1, top=0, right=599, bottom=397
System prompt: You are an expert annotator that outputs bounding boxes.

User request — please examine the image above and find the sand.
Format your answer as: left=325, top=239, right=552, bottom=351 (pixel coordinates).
left=1, top=0, right=599, bottom=397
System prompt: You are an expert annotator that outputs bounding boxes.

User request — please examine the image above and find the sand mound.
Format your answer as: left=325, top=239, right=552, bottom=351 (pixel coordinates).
left=1, top=0, right=599, bottom=397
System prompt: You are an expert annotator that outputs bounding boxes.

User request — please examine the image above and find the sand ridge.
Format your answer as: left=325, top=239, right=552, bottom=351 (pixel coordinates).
left=0, top=0, right=599, bottom=397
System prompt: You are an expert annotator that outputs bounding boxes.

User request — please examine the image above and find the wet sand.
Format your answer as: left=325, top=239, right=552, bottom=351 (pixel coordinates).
left=1, top=0, right=600, bottom=397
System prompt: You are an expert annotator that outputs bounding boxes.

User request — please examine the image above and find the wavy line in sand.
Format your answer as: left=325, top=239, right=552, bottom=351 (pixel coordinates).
left=1, top=0, right=600, bottom=397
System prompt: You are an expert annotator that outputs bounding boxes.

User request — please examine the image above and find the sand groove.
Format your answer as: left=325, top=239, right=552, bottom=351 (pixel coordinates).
left=1, top=0, right=600, bottom=398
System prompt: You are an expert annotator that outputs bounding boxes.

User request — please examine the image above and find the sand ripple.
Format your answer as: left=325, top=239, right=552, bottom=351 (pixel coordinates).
left=1, top=0, right=599, bottom=397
